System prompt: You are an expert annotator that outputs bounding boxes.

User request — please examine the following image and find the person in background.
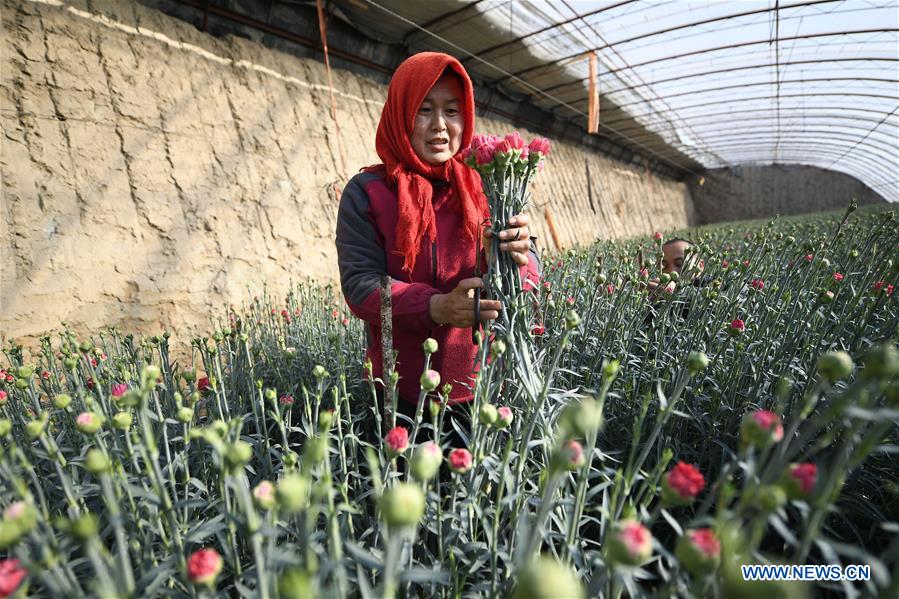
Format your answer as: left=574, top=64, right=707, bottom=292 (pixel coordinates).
left=335, top=52, right=540, bottom=443
left=648, top=237, right=704, bottom=293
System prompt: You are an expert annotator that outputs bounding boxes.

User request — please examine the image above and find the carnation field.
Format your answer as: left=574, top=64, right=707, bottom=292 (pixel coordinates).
left=1, top=201, right=898, bottom=598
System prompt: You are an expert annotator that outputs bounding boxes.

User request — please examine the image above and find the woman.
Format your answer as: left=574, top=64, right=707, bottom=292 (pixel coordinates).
left=335, top=52, right=539, bottom=432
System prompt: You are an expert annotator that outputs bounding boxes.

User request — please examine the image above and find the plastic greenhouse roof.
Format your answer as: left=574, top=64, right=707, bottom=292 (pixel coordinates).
left=336, top=0, right=898, bottom=201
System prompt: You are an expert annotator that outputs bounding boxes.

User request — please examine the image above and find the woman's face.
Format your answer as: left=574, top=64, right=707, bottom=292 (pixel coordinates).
left=411, top=73, right=465, bottom=166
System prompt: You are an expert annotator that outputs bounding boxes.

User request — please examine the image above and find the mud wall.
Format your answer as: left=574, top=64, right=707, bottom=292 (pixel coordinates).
left=1, top=0, right=695, bottom=344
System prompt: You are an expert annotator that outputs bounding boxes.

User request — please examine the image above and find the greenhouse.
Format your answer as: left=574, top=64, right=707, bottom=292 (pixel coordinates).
left=1, top=1, right=897, bottom=597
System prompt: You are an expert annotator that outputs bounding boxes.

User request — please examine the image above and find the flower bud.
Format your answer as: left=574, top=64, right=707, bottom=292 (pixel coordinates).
left=0, top=502, right=38, bottom=549
left=817, top=351, right=853, bottom=383
left=141, top=365, right=161, bottom=385
left=380, top=483, right=425, bottom=528
left=186, top=548, right=223, bottom=587
left=70, top=513, right=98, bottom=541
left=253, top=480, right=277, bottom=510
left=862, top=343, right=899, bottom=379
left=303, top=436, right=327, bottom=468
left=25, top=416, right=48, bottom=440
left=448, top=448, right=473, bottom=473
left=225, top=441, right=253, bottom=470
left=606, top=520, right=653, bottom=567
left=85, top=449, right=110, bottom=475
left=277, top=475, right=310, bottom=513
left=676, top=529, right=721, bottom=576
left=112, top=411, right=133, bottom=430
left=75, top=412, right=104, bottom=435
left=661, top=462, right=705, bottom=506
left=740, top=410, right=784, bottom=449
left=727, top=319, right=745, bottom=336
left=411, top=442, right=442, bottom=482
left=564, top=310, right=580, bottom=330
left=495, top=406, right=514, bottom=429
left=747, top=485, right=787, bottom=512
left=422, top=338, right=438, bottom=355
left=479, top=404, right=498, bottom=426
left=176, top=407, right=194, bottom=423
left=0, top=419, right=11, bottom=438
left=780, top=462, right=817, bottom=500
left=278, top=567, right=314, bottom=599
left=490, top=339, right=506, bottom=358
left=687, top=351, right=709, bottom=375
left=312, top=365, right=327, bottom=380
left=513, top=555, right=583, bottom=599
left=553, top=439, right=585, bottom=471
left=384, top=426, right=409, bottom=457
left=560, top=396, right=604, bottom=437
left=420, top=369, right=440, bottom=392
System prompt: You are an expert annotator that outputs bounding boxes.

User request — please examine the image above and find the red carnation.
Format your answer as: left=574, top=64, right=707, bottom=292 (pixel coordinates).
left=805, top=254, right=814, bottom=263
left=111, top=383, right=128, bottom=398
left=783, top=462, right=817, bottom=499
left=532, top=325, right=546, bottom=336
left=750, top=279, right=764, bottom=290
left=653, top=231, right=663, bottom=242
left=662, top=461, right=705, bottom=505
left=197, top=377, right=211, bottom=393
left=0, top=559, right=27, bottom=598
left=728, top=319, right=745, bottom=336
left=186, top=548, right=223, bottom=587
left=527, top=137, right=551, bottom=157
left=833, top=272, right=844, bottom=282
left=448, top=448, right=472, bottom=473
left=741, top=409, right=784, bottom=448
left=384, top=426, right=409, bottom=457
left=279, top=394, right=294, bottom=406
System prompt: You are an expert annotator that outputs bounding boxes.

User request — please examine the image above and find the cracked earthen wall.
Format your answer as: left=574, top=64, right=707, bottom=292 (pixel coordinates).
left=1, top=0, right=695, bottom=346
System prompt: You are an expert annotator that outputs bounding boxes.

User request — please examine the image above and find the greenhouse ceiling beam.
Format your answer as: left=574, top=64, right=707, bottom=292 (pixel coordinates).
left=402, top=0, right=486, bottom=46
left=680, top=132, right=897, bottom=157
left=707, top=142, right=897, bottom=169
left=611, top=123, right=899, bottom=149
left=607, top=113, right=897, bottom=141
left=824, top=106, right=899, bottom=170
left=701, top=136, right=898, bottom=162
left=459, top=0, right=637, bottom=65
left=713, top=153, right=894, bottom=186
left=538, top=56, right=899, bottom=96
left=607, top=77, right=898, bottom=111
left=507, top=27, right=899, bottom=82
left=597, top=92, right=898, bottom=128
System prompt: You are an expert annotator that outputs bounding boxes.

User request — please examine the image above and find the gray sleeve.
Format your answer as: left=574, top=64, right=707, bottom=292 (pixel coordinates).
left=335, top=174, right=385, bottom=306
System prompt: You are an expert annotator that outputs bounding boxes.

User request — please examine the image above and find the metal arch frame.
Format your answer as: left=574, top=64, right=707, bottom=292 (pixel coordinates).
left=596, top=92, right=898, bottom=128
left=533, top=56, right=899, bottom=98
left=707, top=143, right=897, bottom=172
left=668, top=131, right=898, bottom=159
left=715, top=151, right=897, bottom=190
left=608, top=123, right=899, bottom=151
left=697, top=137, right=899, bottom=164
left=502, top=0, right=841, bottom=80
left=608, top=113, right=899, bottom=141
left=704, top=140, right=898, bottom=166
left=458, top=0, right=637, bottom=65
left=599, top=77, right=899, bottom=111
left=712, top=151, right=896, bottom=190
left=401, top=0, right=486, bottom=46
left=503, top=27, right=897, bottom=83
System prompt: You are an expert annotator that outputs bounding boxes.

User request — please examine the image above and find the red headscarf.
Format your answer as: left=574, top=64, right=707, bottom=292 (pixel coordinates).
left=365, top=52, right=487, bottom=273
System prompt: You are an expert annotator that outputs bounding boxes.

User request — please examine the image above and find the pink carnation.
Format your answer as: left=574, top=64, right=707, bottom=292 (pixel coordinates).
left=0, top=559, right=27, bottom=598
left=833, top=272, right=844, bottom=282
left=279, top=394, right=294, bottom=406
left=527, top=137, right=551, bottom=156
left=496, top=406, right=513, bottom=427
left=504, top=131, right=526, bottom=150
left=111, top=383, right=128, bottom=398
left=476, top=144, right=495, bottom=166
left=687, top=528, right=720, bottom=558
left=384, top=426, right=409, bottom=456
left=664, top=462, right=705, bottom=501
left=186, top=548, right=223, bottom=586
left=448, top=448, right=472, bottom=473
left=789, top=463, right=817, bottom=494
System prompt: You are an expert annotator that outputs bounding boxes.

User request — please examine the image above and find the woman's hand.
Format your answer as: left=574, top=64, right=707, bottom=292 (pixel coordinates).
left=484, top=213, right=531, bottom=266
left=429, top=278, right=502, bottom=328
